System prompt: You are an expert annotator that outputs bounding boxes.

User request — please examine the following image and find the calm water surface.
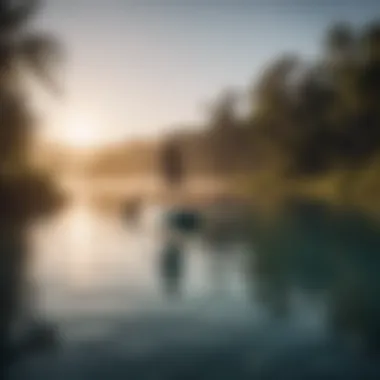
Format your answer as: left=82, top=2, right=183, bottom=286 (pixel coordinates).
left=28, top=202, right=253, bottom=333
left=12, top=200, right=380, bottom=379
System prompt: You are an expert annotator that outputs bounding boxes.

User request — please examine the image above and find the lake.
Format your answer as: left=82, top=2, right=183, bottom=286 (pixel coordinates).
left=9, top=199, right=380, bottom=379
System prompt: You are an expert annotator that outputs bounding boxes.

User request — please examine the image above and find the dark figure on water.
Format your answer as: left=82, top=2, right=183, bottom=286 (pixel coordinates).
left=160, top=240, right=184, bottom=297
left=165, top=208, right=203, bottom=234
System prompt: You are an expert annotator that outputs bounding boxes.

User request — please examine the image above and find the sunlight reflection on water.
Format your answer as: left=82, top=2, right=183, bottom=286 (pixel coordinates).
left=28, top=201, right=251, bottom=321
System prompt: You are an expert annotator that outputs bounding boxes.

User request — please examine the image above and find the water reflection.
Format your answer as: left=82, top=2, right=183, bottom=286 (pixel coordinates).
left=27, top=198, right=380, bottom=363
left=30, top=201, right=249, bottom=320
left=160, top=238, right=184, bottom=298
left=65, top=204, right=97, bottom=289
left=248, top=200, right=380, bottom=354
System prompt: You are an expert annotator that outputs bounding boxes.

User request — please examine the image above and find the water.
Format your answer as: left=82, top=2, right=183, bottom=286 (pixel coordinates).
left=9, top=200, right=380, bottom=379
left=27, top=202, right=252, bottom=337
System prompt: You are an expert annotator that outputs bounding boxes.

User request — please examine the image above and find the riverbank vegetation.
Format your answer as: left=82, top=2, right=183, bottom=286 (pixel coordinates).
left=39, top=19, right=380, bottom=214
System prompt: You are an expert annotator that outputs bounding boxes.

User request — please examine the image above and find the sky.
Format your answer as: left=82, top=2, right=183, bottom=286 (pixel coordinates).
left=32, top=0, right=380, bottom=146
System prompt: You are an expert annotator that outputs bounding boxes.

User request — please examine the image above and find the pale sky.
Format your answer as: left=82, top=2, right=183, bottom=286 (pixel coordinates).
left=33, top=0, right=379, bottom=146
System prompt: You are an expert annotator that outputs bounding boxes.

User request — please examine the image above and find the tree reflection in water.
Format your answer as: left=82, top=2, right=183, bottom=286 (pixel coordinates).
left=247, top=199, right=380, bottom=354
left=160, top=238, right=184, bottom=298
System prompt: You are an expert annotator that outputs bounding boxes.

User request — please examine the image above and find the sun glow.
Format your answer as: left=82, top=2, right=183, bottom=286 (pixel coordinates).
left=57, top=112, right=106, bottom=149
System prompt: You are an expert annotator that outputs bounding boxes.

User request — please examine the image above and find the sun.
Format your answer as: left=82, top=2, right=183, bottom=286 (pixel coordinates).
left=59, top=112, right=105, bottom=149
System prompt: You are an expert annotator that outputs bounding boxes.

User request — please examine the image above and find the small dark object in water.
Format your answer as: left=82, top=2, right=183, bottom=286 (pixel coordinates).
left=165, top=208, right=202, bottom=234
left=160, top=241, right=183, bottom=297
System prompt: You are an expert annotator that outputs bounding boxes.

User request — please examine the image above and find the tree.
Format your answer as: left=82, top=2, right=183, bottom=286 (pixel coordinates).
left=0, top=0, right=62, bottom=169
left=0, top=0, right=63, bottom=372
left=161, top=138, right=184, bottom=188
left=248, top=54, right=303, bottom=173
left=325, top=22, right=356, bottom=63
left=246, top=20, right=380, bottom=176
left=205, top=89, right=244, bottom=175
left=208, top=89, right=239, bottom=131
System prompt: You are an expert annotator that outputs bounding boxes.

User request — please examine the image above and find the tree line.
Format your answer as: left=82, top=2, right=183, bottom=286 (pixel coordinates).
left=84, top=20, right=380, bottom=187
